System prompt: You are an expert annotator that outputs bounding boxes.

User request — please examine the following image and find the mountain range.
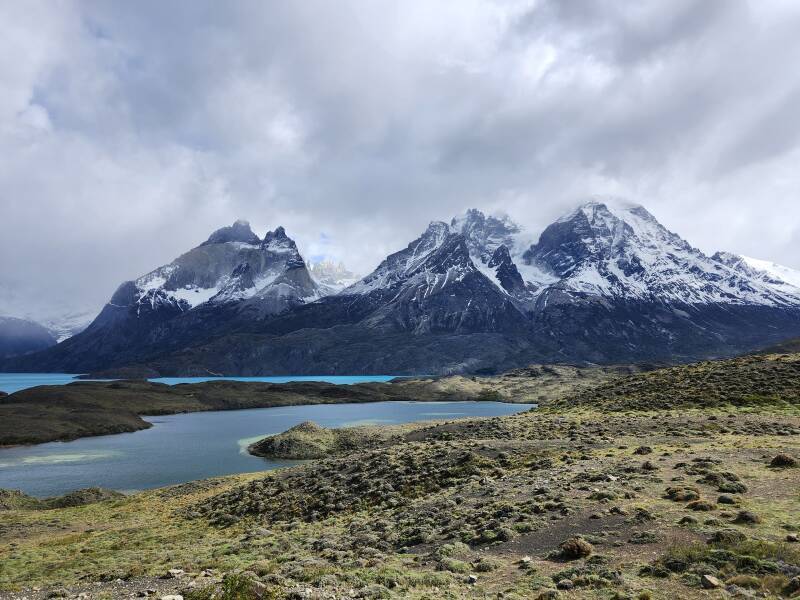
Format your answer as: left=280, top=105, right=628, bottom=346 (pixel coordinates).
left=4, top=201, right=800, bottom=375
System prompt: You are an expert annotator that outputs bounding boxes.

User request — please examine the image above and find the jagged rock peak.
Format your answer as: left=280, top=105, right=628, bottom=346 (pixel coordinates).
left=487, top=245, right=527, bottom=295
left=424, top=220, right=450, bottom=237
left=451, top=208, right=520, bottom=232
left=529, top=200, right=691, bottom=273
left=556, top=199, right=649, bottom=222
left=556, top=201, right=673, bottom=242
left=450, top=209, right=521, bottom=260
left=202, top=219, right=261, bottom=246
left=307, top=259, right=360, bottom=292
left=262, top=226, right=297, bottom=251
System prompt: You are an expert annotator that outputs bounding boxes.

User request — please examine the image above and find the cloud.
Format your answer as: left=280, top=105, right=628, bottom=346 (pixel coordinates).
left=2, top=0, right=800, bottom=320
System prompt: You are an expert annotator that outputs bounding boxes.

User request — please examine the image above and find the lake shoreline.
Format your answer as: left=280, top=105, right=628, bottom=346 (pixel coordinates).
left=0, top=376, right=530, bottom=447
left=0, top=400, right=533, bottom=498
left=0, top=364, right=631, bottom=447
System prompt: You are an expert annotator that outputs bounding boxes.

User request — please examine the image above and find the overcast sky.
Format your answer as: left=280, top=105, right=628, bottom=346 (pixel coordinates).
left=2, top=0, right=800, bottom=320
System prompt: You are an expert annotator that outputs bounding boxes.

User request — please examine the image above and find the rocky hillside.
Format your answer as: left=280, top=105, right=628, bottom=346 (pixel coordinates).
left=553, top=352, right=800, bottom=412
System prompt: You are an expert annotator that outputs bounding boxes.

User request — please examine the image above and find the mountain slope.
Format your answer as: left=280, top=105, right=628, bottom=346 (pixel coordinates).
left=171, top=204, right=800, bottom=373
left=127, top=222, right=318, bottom=313
left=449, top=209, right=538, bottom=301
left=515, top=202, right=800, bottom=363
left=342, top=221, right=528, bottom=334
left=0, top=316, right=56, bottom=358
left=712, top=250, right=800, bottom=299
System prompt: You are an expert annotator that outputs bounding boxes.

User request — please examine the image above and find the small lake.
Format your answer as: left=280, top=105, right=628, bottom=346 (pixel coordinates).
left=0, top=373, right=400, bottom=394
left=0, top=401, right=532, bottom=497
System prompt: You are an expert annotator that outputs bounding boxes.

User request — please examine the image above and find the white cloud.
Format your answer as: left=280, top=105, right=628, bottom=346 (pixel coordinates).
left=2, top=0, right=800, bottom=321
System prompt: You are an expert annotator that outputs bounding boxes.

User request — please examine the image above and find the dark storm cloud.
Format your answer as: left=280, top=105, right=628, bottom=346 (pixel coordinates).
left=2, top=0, right=800, bottom=322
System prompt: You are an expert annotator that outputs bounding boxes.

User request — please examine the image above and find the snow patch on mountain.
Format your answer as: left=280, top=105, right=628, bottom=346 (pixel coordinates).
left=172, top=285, right=224, bottom=307
left=742, top=256, right=800, bottom=289
left=39, top=309, right=98, bottom=342
left=472, top=259, right=507, bottom=294
left=711, top=251, right=800, bottom=300
left=347, top=202, right=800, bottom=312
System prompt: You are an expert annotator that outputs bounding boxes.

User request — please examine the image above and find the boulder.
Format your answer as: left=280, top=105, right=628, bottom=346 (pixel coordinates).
left=701, top=574, right=722, bottom=589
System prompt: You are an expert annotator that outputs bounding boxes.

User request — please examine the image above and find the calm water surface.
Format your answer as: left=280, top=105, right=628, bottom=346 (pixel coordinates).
left=0, top=401, right=532, bottom=497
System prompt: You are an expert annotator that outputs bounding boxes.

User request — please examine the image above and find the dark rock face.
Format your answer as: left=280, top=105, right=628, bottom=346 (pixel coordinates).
left=201, top=219, right=261, bottom=246
left=488, top=245, right=526, bottom=295
left=0, top=316, right=57, bottom=358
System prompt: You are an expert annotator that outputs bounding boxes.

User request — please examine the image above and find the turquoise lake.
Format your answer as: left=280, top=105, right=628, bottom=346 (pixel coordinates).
left=0, top=373, right=533, bottom=497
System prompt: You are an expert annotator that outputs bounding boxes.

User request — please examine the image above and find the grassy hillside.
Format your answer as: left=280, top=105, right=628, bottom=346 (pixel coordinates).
left=1, top=353, right=799, bottom=598
left=551, top=353, right=800, bottom=412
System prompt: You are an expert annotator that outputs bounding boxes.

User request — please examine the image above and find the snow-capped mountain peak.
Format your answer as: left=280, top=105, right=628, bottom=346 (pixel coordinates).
left=10, top=201, right=800, bottom=376
left=262, top=226, right=298, bottom=254
left=39, top=309, right=98, bottom=343
left=126, top=221, right=319, bottom=314
left=449, top=209, right=529, bottom=296
left=520, top=201, right=800, bottom=307
left=346, top=221, right=461, bottom=295
left=450, top=208, right=520, bottom=262
left=534, top=201, right=692, bottom=277
left=341, top=203, right=800, bottom=312
left=335, top=215, right=527, bottom=335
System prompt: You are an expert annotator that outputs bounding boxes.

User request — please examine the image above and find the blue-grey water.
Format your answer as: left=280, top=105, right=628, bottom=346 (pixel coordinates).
left=0, top=373, right=399, bottom=394
left=0, top=401, right=532, bottom=497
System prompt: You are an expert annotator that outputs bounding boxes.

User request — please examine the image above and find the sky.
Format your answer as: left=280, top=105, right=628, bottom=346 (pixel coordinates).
left=2, top=0, right=800, bottom=321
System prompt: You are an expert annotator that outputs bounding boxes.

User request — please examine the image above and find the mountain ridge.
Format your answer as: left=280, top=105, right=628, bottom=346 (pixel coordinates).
left=5, top=201, right=800, bottom=375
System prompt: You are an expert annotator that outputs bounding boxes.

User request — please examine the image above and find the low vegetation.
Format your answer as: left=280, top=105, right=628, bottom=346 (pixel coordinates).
left=0, top=487, right=123, bottom=511
left=1, top=352, right=799, bottom=598
left=553, top=352, right=800, bottom=412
